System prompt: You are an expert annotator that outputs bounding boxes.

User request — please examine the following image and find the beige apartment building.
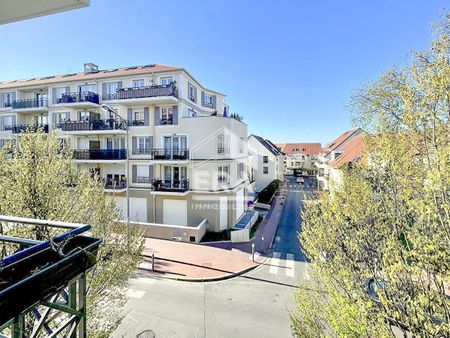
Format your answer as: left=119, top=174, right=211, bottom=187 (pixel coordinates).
left=0, top=63, right=249, bottom=240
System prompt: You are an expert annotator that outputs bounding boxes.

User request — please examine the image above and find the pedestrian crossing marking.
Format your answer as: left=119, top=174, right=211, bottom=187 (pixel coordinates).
left=269, top=252, right=281, bottom=274
left=286, top=253, right=295, bottom=277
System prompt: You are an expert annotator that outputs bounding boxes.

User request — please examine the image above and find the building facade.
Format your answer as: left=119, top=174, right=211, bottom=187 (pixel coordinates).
left=316, top=128, right=364, bottom=191
left=276, top=143, right=321, bottom=176
left=0, top=63, right=249, bottom=238
left=248, top=134, right=284, bottom=193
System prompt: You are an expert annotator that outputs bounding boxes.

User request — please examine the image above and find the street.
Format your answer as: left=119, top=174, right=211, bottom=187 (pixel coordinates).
left=113, top=176, right=312, bottom=338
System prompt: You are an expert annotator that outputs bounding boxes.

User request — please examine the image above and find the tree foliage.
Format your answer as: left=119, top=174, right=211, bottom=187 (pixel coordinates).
left=0, top=132, right=144, bottom=337
left=291, top=14, right=450, bottom=337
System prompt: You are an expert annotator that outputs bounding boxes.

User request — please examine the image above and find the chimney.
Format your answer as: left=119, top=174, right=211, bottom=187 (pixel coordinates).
left=84, top=63, right=98, bottom=73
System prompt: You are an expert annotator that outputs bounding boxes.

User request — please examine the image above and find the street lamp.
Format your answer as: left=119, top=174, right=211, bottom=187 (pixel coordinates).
left=100, top=104, right=130, bottom=233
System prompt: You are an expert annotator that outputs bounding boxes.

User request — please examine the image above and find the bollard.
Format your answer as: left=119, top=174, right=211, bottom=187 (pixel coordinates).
left=152, top=252, right=155, bottom=272
left=252, top=243, right=255, bottom=262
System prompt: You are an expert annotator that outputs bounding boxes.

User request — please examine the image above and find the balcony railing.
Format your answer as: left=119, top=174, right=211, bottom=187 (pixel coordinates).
left=104, top=180, right=127, bottom=190
left=56, top=92, right=99, bottom=105
left=151, top=148, right=189, bottom=160
left=73, top=149, right=127, bottom=160
left=5, top=99, right=48, bottom=109
left=61, top=119, right=127, bottom=132
left=103, top=83, right=178, bottom=100
left=151, top=179, right=189, bottom=192
left=10, top=124, right=49, bottom=134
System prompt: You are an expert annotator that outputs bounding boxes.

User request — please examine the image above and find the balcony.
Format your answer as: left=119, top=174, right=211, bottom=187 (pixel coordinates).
left=61, top=119, right=127, bottom=134
left=10, top=124, right=49, bottom=134
left=104, top=180, right=127, bottom=191
left=151, top=148, right=189, bottom=160
left=6, top=99, right=48, bottom=111
left=73, top=149, right=127, bottom=160
left=151, top=179, right=189, bottom=192
left=105, top=83, right=178, bottom=105
left=55, top=92, right=99, bottom=107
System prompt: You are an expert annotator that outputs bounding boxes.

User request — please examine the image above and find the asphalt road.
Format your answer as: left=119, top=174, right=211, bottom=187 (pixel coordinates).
left=113, top=176, right=312, bottom=338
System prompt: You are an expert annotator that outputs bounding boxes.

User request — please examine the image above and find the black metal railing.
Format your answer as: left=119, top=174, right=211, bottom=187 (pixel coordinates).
left=133, top=148, right=152, bottom=155
left=73, top=149, right=127, bottom=160
left=10, top=124, right=49, bottom=134
left=103, top=83, right=178, bottom=100
left=128, top=119, right=145, bottom=126
left=56, top=92, right=99, bottom=105
left=61, top=119, right=127, bottom=132
left=151, top=179, right=189, bottom=192
left=104, top=180, right=127, bottom=190
left=151, top=148, right=189, bottom=160
left=6, top=99, right=48, bottom=109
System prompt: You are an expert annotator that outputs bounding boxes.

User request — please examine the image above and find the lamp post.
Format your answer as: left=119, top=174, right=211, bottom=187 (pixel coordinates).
left=101, top=104, right=130, bottom=233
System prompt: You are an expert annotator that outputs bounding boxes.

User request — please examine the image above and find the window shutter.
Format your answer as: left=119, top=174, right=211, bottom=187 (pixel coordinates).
left=127, top=108, right=132, bottom=126
left=201, top=91, right=205, bottom=106
left=132, top=137, right=137, bottom=155
left=143, top=107, right=149, bottom=126
left=172, top=106, right=178, bottom=125
left=193, top=87, right=197, bottom=103
left=117, top=81, right=122, bottom=89
left=102, top=83, right=107, bottom=100
left=0, top=117, right=4, bottom=131
left=132, top=165, right=137, bottom=183
left=149, top=136, right=153, bottom=149
left=52, top=88, right=57, bottom=104
left=65, top=86, right=70, bottom=95
left=212, top=95, right=217, bottom=109
left=11, top=115, right=16, bottom=127
left=149, top=165, right=153, bottom=181
left=52, top=113, right=57, bottom=128
left=11, top=92, right=16, bottom=102
left=155, top=107, right=160, bottom=125
left=0, top=94, right=4, bottom=108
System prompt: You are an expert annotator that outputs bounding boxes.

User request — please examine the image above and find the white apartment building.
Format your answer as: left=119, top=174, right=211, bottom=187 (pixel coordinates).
left=248, top=135, right=284, bottom=193
left=316, top=128, right=364, bottom=191
left=0, top=63, right=249, bottom=240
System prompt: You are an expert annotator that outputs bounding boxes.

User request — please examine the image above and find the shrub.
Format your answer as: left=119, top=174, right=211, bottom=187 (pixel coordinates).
left=257, top=179, right=280, bottom=204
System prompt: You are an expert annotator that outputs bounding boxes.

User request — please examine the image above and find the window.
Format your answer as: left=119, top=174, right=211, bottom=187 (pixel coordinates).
left=188, top=82, right=197, bottom=102
left=263, top=166, right=269, bottom=174
left=161, top=107, right=173, bottom=124
left=217, top=134, right=229, bottom=154
left=132, top=79, right=145, bottom=88
left=107, top=138, right=125, bottom=150
left=133, top=111, right=145, bottom=125
left=203, top=93, right=213, bottom=105
left=218, top=166, right=230, bottom=184
left=239, top=137, right=244, bottom=153
left=136, top=165, right=150, bottom=184
left=104, top=82, right=119, bottom=99
left=239, top=162, right=244, bottom=179
left=56, top=112, right=68, bottom=127
left=263, top=156, right=268, bottom=163
left=79, top=84, right=97, bottom=93
left=160, top=77, right=174, bottom=86
left=79, top=111, right=91, bottom=122
left=186, top=109, right=197, bottom=117
left=4, top=93, right=12, bottom=106
left=3, top=116, right=13, bottom=130
left=136, top=136, right=151, bottom=154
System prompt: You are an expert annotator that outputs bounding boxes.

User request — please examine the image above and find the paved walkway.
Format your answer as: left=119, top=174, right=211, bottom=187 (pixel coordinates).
left=140, top=181, right=288, bottom=281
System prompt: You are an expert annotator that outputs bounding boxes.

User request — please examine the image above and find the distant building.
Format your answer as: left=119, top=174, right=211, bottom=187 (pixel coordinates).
left=248, top=135, right=284, bottom=193
left=276, top=143, right=321, bottom=175
left=316, top=128, right=365, bottom=191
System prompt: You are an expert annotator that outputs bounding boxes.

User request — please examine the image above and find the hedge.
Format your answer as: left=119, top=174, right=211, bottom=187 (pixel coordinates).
left=257, top=179, right=280, bottom=204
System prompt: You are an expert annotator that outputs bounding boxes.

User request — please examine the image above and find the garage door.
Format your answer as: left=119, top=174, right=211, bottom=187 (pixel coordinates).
left=235, top=189, right=244, bottom=221
left=163, top=199, right=187, bottom=226
left=115, top=197, right=148, bottom=223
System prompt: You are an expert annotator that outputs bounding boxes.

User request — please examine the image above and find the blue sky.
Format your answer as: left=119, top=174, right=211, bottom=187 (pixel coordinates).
left=0, top=1, right=447, bottom=144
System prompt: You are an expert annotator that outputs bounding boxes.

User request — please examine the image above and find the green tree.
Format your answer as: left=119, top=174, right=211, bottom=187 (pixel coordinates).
left=0, top=131, right=144, bottom=337
left=291, top=14, right=450, bottom=337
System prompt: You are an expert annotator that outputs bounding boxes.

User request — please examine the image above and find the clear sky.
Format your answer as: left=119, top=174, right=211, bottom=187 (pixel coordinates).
left=0, top=1, right=447, bottom=144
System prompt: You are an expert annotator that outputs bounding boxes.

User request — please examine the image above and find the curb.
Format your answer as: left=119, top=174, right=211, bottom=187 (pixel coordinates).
left=140, top=259, right=264, bottom=283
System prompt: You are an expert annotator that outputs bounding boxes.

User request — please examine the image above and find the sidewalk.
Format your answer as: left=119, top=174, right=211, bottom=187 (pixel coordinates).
left=141, top=238, right=265, bottom=281
left=140, top=181, right=288, bottom=281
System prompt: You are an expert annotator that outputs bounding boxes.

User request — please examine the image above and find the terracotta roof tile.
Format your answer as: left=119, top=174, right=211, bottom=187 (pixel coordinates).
left=325, top=128, right=362, bottom=155
left=275, top=143, right=322, bottom=155
left=329, top=134, right=365, bottom=168
left=0, top=64, right=182, bottom=90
